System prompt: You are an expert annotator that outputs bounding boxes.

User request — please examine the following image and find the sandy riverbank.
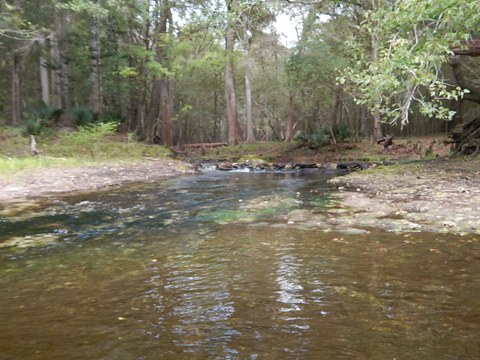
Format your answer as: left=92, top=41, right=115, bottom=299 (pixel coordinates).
left=0, top=159, right=194, bottom=204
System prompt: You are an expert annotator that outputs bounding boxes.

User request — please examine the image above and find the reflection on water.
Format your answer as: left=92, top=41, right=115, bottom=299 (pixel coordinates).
left=0, top=171, right=479, bottom=359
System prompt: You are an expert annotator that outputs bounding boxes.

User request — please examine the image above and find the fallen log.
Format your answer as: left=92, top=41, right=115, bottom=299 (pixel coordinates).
left=183, top=142, right=228, bottom=149
left=377, top=134, right=394, bottom=148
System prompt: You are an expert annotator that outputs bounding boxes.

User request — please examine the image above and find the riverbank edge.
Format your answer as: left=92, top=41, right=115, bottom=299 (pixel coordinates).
left=0, top=159, right=195, bottom=205
left=327, top=157, right=480, bottom=234
left=2, top=156, right=480, bottom=235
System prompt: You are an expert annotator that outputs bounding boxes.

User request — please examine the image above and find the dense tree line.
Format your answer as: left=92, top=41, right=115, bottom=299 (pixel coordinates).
left=1, top=0, right=479, bottom=146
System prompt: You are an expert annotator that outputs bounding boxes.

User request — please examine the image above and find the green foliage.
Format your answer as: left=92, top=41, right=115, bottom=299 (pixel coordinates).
left=332, top=124, right=351, bottom=142
left=22, top=102, right=64, bottom=136
left=294, top=130, right=330, bottom=148
left=341, top=0, right=480, bottom=126
left=100, top=111, right=124, bottom=125
left=26, top=102, right=63, bottom=125
left=0, top=125, right=173, bottom=173
left=70, top=107, right=97, bottom=127
left=22, top=115, right=43, bottom=136
left=63, top=122, right=118, bottom=145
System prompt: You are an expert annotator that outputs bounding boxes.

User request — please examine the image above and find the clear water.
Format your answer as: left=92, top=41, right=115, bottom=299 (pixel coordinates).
left=0, top=171, right=479, bottom=359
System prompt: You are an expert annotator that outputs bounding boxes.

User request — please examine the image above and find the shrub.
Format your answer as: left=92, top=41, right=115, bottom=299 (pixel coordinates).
left=26, top=102, right=63, bottom=125
left=70, top=107, right=97, bottom=127
left=63, top=122, right=118, bottom=144
left=294, top=129, right=330, bottom=148
left=101, top=111, right=124, bottom=125
left=332, top=124, right=351, bottom=142
left=22, top=115, right=43, bottom=136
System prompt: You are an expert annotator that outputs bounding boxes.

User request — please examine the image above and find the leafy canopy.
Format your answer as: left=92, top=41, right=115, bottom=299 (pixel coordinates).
left=341, top=0, right=480, bottom=126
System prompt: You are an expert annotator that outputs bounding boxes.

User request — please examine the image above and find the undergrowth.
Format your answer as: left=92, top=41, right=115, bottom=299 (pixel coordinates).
left=0, top=125, right=172, bottom=172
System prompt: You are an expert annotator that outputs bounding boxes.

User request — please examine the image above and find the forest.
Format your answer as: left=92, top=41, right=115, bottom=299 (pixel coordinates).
left=2, top=2, right=480, bottom=358
left=1, top=0, right=480, bottom=150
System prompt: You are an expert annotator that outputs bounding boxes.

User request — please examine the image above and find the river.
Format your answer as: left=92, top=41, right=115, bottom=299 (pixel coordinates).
left=0, top=170, right=479, bottom=359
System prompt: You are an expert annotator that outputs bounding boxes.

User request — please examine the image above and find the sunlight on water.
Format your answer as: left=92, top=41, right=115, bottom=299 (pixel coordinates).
left=0, top=171, right=479, bottom=359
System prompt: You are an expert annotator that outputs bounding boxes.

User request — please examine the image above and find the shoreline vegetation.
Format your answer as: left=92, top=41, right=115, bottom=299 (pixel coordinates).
left=1, top=127, right=479, bottom=234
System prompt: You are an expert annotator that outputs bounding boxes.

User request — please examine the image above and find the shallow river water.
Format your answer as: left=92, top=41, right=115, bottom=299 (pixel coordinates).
left=0, top=170, right=479, bottom=359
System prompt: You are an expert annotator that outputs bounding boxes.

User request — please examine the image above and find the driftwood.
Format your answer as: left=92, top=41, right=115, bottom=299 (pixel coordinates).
left=446, top=117, right=480, bottom=156
left=30, top=135, right=39, bottom=156
left=377, top=134, right=394, bottom=148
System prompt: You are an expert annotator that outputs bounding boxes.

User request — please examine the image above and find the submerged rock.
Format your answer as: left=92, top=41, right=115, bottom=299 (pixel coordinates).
left=0, top=233, right=60, bottom=249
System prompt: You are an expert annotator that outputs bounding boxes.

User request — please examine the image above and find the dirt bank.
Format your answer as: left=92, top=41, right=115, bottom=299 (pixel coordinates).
left=328, top=158, right=480, bottom=234
left=0, top=159, right=194, bottom=204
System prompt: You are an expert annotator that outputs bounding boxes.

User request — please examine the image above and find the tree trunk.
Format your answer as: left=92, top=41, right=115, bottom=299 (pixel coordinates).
left=38, top=42, right=49, bottom=105
left=53, top=9, right=70, bottom=112
left=143, top=0, right=174, bottom=144
left=331, top=86, right=342, bottom=127
left=373, top=109, right=383, bottom=140
left=50, top=37, right=60, bottom=109
left=243, top=17, right=255, bottom=144
left=145, top=81, right=161, bottom=143
left=213, top=89, right=219, bottom=141
left=11, top=51, right=22, bottom=125
left=161, top=77, right=174, bottom=146
left=90, top=15, right=102, bottom=115
left=225, top=2, right=239, bottom=146
left=371, top=24, right=383, bottom=140
left=285, top=91, right=295, bottom=142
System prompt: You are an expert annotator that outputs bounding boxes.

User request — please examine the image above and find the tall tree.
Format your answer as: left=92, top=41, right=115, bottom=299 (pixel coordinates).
left=90, top=12, right=102, bottom=115
left=224, top=0, right=240, bottom=146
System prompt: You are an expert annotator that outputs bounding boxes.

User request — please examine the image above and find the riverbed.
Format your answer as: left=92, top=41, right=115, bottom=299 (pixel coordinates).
left=1, top=170, right=479, bottom=359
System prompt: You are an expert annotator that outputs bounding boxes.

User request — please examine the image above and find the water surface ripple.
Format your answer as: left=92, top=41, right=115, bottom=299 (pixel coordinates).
left=0, top=171, right=479, bottom=359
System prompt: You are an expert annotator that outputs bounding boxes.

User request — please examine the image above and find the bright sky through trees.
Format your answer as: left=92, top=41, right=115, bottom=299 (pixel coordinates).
left=275, top=13, right=299, bottom=47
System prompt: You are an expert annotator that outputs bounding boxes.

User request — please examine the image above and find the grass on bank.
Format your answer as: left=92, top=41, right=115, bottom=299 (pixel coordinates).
left=0, top=125, right=172, bottom=173
left=193, top=135, right=450, bottom=163
left=1, top=122, right=455, bottom=175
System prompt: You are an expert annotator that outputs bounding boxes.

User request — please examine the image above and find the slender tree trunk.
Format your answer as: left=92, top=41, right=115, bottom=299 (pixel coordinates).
left=11, top=51, right=22, bottom=125
left=53, top=9, right=70, bottom=112
left=243, top=17, right=255, bottom=144
left=225, top=1, right=239, bottom=146
left=145, top=81, right=161, bottom=143
left=161, top=77, right=173, bottom=146
left=213, top=89, right=219, bottom=141
left=371, top=19, right=383, bottom=140
left=225, top=27, right=239, bottom=146
left=90, top=15, right=102, bottom=115
left=143, top=0, right=174, bottom=144
left=50, top=37, right=60, bottom=109
left=285, top=91, right=295, bottom=142
left=331, top=87, right=342, bottom=127
left=38, top=44, right=49, bottom=105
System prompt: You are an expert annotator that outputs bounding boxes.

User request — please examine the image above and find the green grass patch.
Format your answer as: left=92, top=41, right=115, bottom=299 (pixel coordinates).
left=0, top=125, right=173, bottom=173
